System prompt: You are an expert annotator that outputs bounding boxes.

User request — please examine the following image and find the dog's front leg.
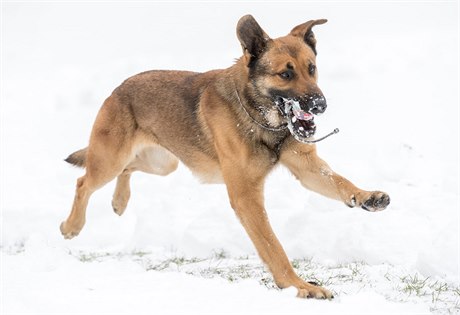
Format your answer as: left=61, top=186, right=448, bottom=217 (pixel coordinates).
left=220, top=160, right=333, bottom=299
left=280, top=141, right=390, bottom=211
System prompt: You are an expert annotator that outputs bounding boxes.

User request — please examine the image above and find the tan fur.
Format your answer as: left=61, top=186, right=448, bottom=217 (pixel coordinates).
left=61, top=15, right=389, bottom=299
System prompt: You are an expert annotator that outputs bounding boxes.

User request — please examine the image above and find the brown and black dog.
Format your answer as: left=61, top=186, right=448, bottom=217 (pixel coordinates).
left=61, top=15, right=390, bottom=299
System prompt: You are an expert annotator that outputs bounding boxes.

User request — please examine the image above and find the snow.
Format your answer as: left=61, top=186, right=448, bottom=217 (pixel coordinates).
left=1, top=2, right=459, bottom=314
left=2, top=244, right=430, bottom=315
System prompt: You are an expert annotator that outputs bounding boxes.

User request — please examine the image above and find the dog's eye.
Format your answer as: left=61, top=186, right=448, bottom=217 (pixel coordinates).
left=279, top=70, right=294, bottom=80
left=308, top=64, right=316, bottom=76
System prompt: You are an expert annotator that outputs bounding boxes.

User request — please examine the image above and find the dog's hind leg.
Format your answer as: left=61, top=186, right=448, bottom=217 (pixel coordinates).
left=60, top=96, right=136, bottom=239
left=60, top=147, right=130, bottom=239
left=112, top=170, right=132, bottom=216
left=111, top=145, right=179, bottom=216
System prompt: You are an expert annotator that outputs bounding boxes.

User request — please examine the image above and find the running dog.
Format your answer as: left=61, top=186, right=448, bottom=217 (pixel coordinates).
left=61, top=15, right=390, bottom=299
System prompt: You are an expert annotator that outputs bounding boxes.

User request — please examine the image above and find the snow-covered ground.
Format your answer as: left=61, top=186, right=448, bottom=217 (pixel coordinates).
left=1, top=2, right=459, bottom=314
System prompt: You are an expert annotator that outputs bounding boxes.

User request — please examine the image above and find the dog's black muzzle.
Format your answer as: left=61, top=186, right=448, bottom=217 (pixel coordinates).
left=304, top=93, right=327, bottom=115
left=274, top=92, right=328, bottom=141
left=274, top=92, right=338, bottom=144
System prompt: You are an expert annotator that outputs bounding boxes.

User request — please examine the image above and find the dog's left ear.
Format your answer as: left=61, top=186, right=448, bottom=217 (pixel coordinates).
left=290, top=19, right=327, bottom=55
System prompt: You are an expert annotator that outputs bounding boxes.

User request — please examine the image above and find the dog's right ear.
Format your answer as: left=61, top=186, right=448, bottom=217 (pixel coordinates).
left=237, top=15, right=271, bottom=67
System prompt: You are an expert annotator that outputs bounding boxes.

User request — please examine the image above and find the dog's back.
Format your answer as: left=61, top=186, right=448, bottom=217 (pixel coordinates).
left=66, top=69, right=225, bottom=179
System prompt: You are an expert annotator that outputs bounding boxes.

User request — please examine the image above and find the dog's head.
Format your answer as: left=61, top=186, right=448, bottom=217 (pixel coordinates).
left=237, top=15, right=327, bottom=141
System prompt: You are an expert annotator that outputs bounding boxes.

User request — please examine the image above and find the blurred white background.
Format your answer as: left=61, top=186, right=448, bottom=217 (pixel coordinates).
left=1, top=2, right=459, bottom=314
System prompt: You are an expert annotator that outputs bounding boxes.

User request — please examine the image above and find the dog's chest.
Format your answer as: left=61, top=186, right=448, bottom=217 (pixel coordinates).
left=241, top=127, right=290, bottom=165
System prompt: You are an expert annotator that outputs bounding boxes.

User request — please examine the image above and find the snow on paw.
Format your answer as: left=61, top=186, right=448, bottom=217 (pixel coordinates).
left=361, top=191, right=390, bottom=212
left=296, top=282, right=334, bottom=299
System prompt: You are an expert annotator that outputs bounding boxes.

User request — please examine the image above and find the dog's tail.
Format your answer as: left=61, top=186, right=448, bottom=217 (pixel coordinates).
left=65, top=148, right=87, bottom=168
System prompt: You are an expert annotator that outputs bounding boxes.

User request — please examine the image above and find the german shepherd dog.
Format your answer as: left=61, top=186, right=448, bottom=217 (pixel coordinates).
left=61, top=15, right=390, bottom=299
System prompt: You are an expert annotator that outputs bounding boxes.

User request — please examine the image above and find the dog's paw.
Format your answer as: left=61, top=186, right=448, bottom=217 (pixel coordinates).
left=295, top=282, right=334, bottom=299
left=360, top=191, right=390, bottom=212
left=112, top=199, right=128, bottom=216
left=60, top=220, right=83, bottom=239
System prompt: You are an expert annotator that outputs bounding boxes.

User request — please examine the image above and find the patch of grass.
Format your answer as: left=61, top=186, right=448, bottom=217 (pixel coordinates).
left=146, top=255, right=204, bottom=271
left=66, top=249, right=460, bottom=314
left=131, top=250, right=150, bottom=258
left=453, top=287, right=460, bottom=297
left=400, top=273, right=431, bottom=297
left=1, top=240, right=26, bottom=255
left=294, top=259, right=367, bottom=287
left=77, top=251, right=113, bottom=263
left=429, top=280, right=449, bottom=304
left=387, top=272, right=459, bottom=314
left=212, top=249, right=229, bottom=260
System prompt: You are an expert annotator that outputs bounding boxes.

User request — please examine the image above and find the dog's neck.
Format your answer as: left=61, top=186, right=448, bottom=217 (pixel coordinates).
left=228, top=60, right=288, bottom=132
left=233, top=84, right=288, bottom=132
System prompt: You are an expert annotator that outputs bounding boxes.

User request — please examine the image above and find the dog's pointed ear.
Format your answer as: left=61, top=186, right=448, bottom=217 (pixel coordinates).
left=237, top=15, right=271, bottom=67
left=290, top=19, right=327, bottom=55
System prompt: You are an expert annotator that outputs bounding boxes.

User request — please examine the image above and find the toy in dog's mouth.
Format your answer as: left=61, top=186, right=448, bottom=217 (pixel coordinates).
left=275, top=97, right=339, bottom=144
left=279, top=97, right=316, bottom=139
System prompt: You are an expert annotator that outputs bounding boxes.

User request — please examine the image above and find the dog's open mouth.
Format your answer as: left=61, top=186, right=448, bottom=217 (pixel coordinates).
left=276, top=97, right=316, bottom=141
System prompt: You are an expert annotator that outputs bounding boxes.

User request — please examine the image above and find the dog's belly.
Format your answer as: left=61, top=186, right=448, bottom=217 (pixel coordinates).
left=131, top=140, right=223, bottom=183
left=188, top=156, right=224, bottom=184
left=131, top=136, right=223, bottom=185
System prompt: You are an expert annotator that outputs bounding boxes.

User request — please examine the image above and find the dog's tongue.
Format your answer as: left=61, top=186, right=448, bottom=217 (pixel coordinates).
left=284, top=98, right=313, bottom=122
left=293, top=109, right=313, bottom=121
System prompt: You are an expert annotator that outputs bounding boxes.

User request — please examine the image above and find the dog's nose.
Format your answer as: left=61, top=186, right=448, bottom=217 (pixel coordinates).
left=307, top=94, right=327, bottom=115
